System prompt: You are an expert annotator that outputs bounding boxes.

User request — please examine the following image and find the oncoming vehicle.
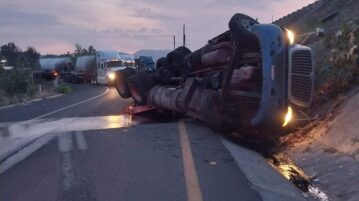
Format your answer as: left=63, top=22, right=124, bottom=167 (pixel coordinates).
left=96, top=50, right=126, bottom=85
left=113, top=13, right=314, bottom=136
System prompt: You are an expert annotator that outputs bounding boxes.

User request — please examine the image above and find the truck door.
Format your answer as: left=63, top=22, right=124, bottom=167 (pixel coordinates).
left=96, top=62, right=107, bottom=84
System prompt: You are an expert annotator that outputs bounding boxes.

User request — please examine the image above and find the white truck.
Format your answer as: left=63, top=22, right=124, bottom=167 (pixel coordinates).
left=60, top=51, right=135, bottom=85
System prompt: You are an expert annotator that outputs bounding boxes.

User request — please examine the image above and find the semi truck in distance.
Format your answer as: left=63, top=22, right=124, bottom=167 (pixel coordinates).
left=120, top=54, right=136, bottom=68
left=34, top=57, right=72, bottom=80
left=113, top=13, right=315, bottom=137
left=36, top=51, right=136, bottom=85
left=135, top=56, right=155, bottom=72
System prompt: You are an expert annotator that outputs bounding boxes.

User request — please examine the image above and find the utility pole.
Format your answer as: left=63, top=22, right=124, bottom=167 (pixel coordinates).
left=173, top=35, right=176, bottom=50
left=183, top=24, right=186, bottom=47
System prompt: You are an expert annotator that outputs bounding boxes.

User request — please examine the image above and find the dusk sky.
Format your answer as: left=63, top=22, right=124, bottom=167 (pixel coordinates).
left=0, top=0, right=315, bottom=55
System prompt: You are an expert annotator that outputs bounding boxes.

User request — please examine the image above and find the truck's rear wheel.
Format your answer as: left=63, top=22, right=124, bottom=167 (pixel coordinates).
left=128, top=72, right=156, bottom=105
left=114, top=68, right=136, bottom=99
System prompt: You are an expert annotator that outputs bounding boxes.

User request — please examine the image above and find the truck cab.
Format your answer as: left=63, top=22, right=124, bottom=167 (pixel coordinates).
left=135, top=56, right=155, bottom=72
left=96, top=51, right=126, bottom=85
left=120, top=54, right=136, bottom=68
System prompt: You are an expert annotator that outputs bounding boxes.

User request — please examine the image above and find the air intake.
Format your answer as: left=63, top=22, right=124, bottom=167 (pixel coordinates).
left=288, top=46, right=314, bottom=107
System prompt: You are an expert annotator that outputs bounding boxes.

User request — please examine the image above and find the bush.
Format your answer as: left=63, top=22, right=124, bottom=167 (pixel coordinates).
left=26, top=83, right=38, bottom=97
left=313, top=22, right=359, bottom=99
left=56, top=84, right=72, bottom=94
left=0, top=70, right=28, bottom=95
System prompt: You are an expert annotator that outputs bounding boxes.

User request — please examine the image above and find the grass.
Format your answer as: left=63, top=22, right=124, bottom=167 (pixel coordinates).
left=56, top=84, right=72, bottom=94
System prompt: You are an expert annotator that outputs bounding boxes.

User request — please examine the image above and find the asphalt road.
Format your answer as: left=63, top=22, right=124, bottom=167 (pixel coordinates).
left=0, top=84, right=264, bottom=201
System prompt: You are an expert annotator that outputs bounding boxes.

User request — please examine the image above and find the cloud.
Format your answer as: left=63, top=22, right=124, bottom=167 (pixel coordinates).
left=0, top=8, right=61, bottom=27
left=208, top=0, right=284, bottom=9
left=128, top=7, right=174, bottom=20
left=0, top=0, right=316, bottom=54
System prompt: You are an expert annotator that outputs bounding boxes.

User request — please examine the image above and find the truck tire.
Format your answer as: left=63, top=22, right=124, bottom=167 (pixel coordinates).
left=228, top=13, right=259, bottom=50
left=166, top=46, right=192, bottom=65
left=128, top=72, right=156, bottom=105
left=114, top=68, right=136, bottom=99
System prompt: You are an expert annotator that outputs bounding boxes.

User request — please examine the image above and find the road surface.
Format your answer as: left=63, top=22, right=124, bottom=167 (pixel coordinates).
left=0, top=84, right=304, bottom=201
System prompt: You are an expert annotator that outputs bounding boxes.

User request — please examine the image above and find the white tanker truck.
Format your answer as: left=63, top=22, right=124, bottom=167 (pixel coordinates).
left=37, top=51, right=135, bottom=85
left=34, top=57, right=72, bottom=80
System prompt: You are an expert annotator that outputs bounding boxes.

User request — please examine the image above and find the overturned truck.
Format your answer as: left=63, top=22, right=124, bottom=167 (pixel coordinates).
left=114, top=13, right=314, bottom=135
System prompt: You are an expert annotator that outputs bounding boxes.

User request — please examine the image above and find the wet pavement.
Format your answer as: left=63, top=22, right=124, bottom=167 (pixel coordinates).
left=0, top=84, right=308, bottom=201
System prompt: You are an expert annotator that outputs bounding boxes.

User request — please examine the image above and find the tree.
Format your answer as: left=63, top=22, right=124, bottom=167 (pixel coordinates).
left=0, top=42, right=21, bottom=67
left=24, top=46, right=40, bottom=69
left=88, top=45, right=96, bottom=55
left=73, top=43, right=96, bottom=57
left=74, top=43, right=83, bottom=57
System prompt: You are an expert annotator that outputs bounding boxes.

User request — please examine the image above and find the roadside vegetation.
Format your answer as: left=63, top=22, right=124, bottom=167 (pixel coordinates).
left=281, top=0, right=359, bottom=103
left=313, top=21, right=359, bottom=101
left=0, top=42, right=96, bottom=107
left=56, top=84, right=72, bottom=94
left=0, top=42, right=42, bottom=106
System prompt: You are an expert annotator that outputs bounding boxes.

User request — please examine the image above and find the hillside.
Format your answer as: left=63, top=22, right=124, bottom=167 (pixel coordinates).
left=274, top=2, right=359, bottom=200
left=276, top=0, right=359, bottom=100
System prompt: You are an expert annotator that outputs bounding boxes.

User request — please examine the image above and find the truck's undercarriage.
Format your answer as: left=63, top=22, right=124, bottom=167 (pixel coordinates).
left=114, top=13, right=314, bottom=136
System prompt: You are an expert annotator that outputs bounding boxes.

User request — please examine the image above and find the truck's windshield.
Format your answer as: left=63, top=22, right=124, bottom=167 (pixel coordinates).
left=106, top=61, right=123, bottom=68
left=123, top=61, right=135, bottom=68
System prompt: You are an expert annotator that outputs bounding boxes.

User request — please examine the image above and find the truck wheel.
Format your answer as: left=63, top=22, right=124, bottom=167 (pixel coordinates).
left=114, top=68, right=136, bottom=99
left=128, top=72, right=156, bottom=105
left=166, top=46, right=192, bottom=65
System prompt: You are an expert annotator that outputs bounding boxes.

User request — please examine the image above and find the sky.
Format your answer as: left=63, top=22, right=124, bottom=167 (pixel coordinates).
left=0, top=0, right=315, bottom=55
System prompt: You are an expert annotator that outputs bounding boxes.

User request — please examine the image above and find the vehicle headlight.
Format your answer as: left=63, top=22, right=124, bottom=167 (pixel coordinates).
left=282, top=106, right=293, bottom=127
left=108, top=72, right=116, bottom=81
left=286, top=29, right=295, bottom=45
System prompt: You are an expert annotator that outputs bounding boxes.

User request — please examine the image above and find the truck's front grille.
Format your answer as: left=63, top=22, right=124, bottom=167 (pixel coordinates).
left=289, top=48, right=314, bottom=107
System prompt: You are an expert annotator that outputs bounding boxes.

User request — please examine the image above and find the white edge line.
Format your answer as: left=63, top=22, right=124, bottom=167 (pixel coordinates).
left=0, top=133, right=58, bottom=174
left=0, top=87, right=108, bottom=168
left=29, top=87, right=109, bottom=121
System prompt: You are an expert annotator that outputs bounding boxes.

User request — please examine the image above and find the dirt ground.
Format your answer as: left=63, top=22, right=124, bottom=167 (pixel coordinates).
left=281, top=87, right=359, bottom=201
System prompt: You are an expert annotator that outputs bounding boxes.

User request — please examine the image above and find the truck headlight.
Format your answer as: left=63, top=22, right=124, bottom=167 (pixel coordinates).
left=108, top=72, right=116, bottom=81
left=286, top=29, right=295, bottom=45
left=282, top=106, right=293, bottom=127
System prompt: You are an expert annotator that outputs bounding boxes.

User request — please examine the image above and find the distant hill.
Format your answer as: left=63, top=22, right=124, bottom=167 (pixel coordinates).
left=133, top=49, right=172, bottom=61
left=118, top=51, right=129, bottom=55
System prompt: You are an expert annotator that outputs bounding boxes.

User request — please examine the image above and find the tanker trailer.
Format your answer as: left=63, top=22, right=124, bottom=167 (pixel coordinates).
left=61, top=55, right=97, bottom=83
left=34, top=57, right=72, bottom=80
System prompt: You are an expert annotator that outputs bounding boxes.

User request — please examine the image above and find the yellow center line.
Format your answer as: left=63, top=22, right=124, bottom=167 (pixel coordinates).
left=178, top=120, right=203, bottom=201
